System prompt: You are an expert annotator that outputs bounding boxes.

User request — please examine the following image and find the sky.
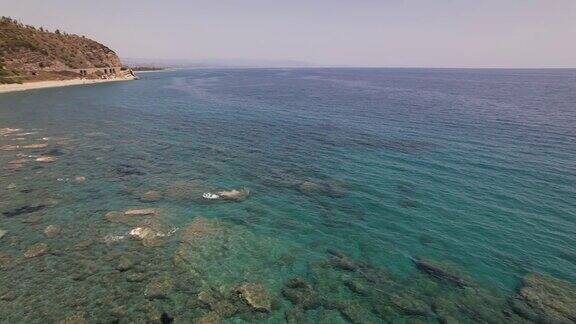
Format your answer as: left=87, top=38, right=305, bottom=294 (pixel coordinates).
left=2, top=0, right=576, bottom=67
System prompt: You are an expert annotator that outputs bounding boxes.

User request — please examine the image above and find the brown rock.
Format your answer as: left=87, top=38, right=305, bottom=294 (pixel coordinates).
left=141, top=190, right=162, bottom=202
left=104, top=211, right=127, bottom=223
left=116, top=257, right=133, bottom=271
left=180, top=217, right=223, bottom=242
left=511, top=272, right=576, bottom=323
left=57, top=312, right=85, bottom=324
left=3, top=163, right=22, bottom=171
left=144, top=277, right=174, bottom=299
left=125, top=208, right=156, bottom=216
left=43, top=225, right=61, bottom=238
left=24, top=243, right=48, bottom=258
left=0, top=254, right=12, bottom=270
left=197, top=312, right=222, bottom=324
left=238, top=283, right=272, bottom=312
left=0, top=144, right=19, bottom=151
left=414, top=257, right=472, bottom=288
left=8, top=159, right=27, bottom=164
left=74, top=239, right=94, bottom=251
left=22, top=143, right=48, bottom=149
left=0, top=291, right=16, bottom=301
left=126, top=272, right=147, bottom=282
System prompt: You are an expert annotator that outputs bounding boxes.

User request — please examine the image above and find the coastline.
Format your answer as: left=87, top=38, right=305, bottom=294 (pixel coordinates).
left=0, top=76, right=135, bottom=94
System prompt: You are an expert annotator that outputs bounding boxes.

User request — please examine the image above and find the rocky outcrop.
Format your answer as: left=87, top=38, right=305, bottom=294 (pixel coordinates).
left=0, top=16, right=128, bottom=83
left=1, top=17, right=121, bottom=71
left=511, top=272, right=576, bottom=323
left=414, top=257, right=472, bottom=288
left=24, top=243, right=48, bottom=258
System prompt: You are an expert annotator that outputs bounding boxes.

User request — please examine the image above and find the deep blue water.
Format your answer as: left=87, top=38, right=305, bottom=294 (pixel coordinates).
left=0, top=68, right=575, bottom=322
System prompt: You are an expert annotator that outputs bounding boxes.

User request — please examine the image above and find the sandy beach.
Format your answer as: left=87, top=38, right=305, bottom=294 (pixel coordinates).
left=0, top=76, right=135, bottom=94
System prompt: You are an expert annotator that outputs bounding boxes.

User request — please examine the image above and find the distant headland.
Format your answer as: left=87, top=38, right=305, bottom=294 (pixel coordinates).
left=0, top=17, right=135, bottom=93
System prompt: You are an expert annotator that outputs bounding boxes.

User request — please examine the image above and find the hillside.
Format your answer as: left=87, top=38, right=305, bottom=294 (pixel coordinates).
left=0, top=17, right=127, bottom=84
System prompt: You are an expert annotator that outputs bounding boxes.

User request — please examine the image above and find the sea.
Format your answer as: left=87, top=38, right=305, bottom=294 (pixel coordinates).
left=0, top=68, right=575, bottom=323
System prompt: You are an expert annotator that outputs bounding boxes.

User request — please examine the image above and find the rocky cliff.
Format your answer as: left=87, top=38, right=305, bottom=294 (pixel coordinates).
left=0, top=17, right=125, bottom=83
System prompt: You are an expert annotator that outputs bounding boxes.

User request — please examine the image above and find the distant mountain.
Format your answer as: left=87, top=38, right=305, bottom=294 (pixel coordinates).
left=123, top=57, right=314, bottom=69
left=0, top=17, right=129, bottom=84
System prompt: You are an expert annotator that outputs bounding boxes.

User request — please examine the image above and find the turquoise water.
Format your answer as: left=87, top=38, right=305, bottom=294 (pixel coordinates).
left=0, top=68, right=575, bottom=322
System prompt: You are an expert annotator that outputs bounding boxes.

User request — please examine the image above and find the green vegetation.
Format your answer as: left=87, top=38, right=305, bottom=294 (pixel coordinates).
left=0, top=16, right=122, bottom=78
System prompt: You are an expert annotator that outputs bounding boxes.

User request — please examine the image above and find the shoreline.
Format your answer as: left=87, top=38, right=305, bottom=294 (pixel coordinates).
left=0, top=76, right=135, bottom=94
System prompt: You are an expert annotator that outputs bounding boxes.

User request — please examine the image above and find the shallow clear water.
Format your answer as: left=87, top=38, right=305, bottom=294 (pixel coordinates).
left=1, top=68, right=575, bottom=323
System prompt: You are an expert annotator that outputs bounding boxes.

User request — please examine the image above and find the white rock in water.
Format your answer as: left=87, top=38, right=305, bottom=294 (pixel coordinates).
left=36, top=156, right=57, bottom=162
left=0, top=128, right=20, bottom=136
left=0, top=145, right=19, bottom=151
left=125, top=208, right=156, bottom=216
left=73, top=176, right=86, bottom=184
left=129, top=227, right=155, bottom=240
left=22, top=143, right=48, bottom=149
left=0, top=229, right=7, bottom=239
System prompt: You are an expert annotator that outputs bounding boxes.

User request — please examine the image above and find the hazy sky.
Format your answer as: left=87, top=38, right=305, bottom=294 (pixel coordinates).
left=3, top=0, right=576, bottom=67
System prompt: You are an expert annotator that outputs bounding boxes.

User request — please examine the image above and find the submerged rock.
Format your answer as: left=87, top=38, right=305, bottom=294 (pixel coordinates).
left=344, top=278, right=369, bottom=296
left=337, top=300, right=377, bottom=324
left=0, top=291, right=16, bottom=301
left=298, top=180, right=347, bottom=198
left=43, top=225, right=61, bottom=238
left=8, top=158, right=28, bottom=164
left=414, top=257, right=472, bottom=288
left=166, top=180, right=211, bottom=200
left=126, top=272, right=147, bottom=282
left=144, top=276, right=174, bottom=299
left=0, top=254, right=11, bottom=270
left=178, top=217, right=224, bottom=242
left=390, top=293, right=431, bottom=316
left=0, top=229, right=7, bottom=240
left=282, top=277, right=321, bottom=310
left=237, top=283, right=273, bottom=312
left=141, top=190, right=162, bottom=202
left=3, top=163, right=23, bottom=171
left=125, top=208, right=157, bottom=216
left=104, top=211, right=129, bottom=224
left=197, top=313, right=222, bottom=324
left=57, top=312, right=85, bottom=324
left=511, top=272, right=576, bottom=323
left=197, top=289, right=240, bottom=318
left=24, top=243, right=48, bottom=258
left=285, top=307, right=307, bottom=324
left=116, top=257, right=133, bottom=271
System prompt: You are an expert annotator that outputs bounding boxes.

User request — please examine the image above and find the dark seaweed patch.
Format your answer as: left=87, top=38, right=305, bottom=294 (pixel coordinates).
left=160, top=312, right=174, bottom=324
left=3, top=204, right=47, bottom=217
left=114, top=163, right=145, bottom=177
left=45, top=148, right=65, bottom=156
